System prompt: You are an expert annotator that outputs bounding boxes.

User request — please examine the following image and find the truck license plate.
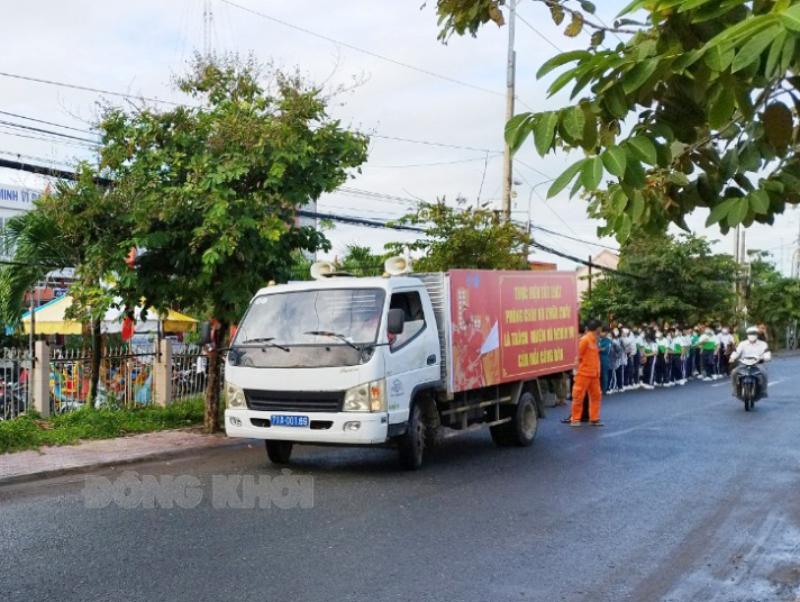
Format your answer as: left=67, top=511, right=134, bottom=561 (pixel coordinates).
left=271, top=415, right=309, bottom=427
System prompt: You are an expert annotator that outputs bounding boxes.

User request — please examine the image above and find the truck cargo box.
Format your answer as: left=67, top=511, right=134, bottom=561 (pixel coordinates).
left=419, top=270, right=579, bottom=395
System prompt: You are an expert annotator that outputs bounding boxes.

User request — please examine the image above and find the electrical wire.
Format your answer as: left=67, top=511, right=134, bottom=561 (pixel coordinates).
left=0, top=71, right=184, bottom=106
left=516, top=12, right=564, bottom=53
left=219, top=0, right=506, bottom=99
left=0, top=110, right=96, bottom=135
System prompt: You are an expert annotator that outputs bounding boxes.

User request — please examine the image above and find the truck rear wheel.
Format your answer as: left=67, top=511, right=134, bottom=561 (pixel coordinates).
left=492, top=392, right=538, bottom=447
left=265, top=440, right=293, bottom=464
left=397, top=404, right=425, bottom=470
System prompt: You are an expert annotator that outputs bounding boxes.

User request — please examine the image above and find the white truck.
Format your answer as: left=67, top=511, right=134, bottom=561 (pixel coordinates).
left=223, top=259, right=579, bottom=469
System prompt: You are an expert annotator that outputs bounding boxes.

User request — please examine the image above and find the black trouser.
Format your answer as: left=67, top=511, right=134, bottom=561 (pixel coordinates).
left=702, top=350, right=716, bottom=377
left=643, top=356, right=656, bottom=386
left=655, top=352, right=668, bottom=385
left=671, top=354, right=684, bottom=382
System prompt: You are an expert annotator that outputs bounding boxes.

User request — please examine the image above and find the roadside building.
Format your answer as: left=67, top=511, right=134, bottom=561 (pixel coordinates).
left=575, top=250, right=619, bottom=302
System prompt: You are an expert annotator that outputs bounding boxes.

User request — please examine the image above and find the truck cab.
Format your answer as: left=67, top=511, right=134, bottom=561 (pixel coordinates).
left=224, top=275, right=442, bottom=460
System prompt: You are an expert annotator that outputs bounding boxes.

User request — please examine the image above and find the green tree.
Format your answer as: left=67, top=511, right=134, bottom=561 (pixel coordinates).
left=581, top=233, right=736, bottom=325
left=386, top=199, right=531, bottom=271
left=98, top=56, right=368, bottom=431
left=0, top=169, right=121, bottom=405
left=434, top=0, right=800, bottom=240
left=744, top=250, right=800, bottom=341
left=338, top=244, right=387, bottom=276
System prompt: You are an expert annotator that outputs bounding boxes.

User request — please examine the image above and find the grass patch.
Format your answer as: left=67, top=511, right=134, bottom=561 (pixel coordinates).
left=0, top=397, right=205, bottom=455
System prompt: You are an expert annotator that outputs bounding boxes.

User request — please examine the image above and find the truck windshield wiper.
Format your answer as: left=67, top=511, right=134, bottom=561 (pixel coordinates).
left=237, top=337, right=290, bottom=352
left=303, top=331, right=360, bottom=350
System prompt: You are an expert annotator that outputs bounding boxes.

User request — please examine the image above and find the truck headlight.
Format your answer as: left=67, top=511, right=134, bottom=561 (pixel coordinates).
left=344, top=380, right=385, bottom=412
left=226, top=382, right=246, bottom=409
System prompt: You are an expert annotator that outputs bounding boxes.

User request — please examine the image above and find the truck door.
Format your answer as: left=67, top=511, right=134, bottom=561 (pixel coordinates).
left=384, top=288, right=441, bottom=426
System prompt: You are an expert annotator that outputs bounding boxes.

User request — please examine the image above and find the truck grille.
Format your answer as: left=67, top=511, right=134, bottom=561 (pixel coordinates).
left=243, top=389, right=344, bottom=413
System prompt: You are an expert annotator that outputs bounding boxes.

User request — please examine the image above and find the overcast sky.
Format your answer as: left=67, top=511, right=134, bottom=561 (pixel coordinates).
left=1, top=0, right=798, bottom=274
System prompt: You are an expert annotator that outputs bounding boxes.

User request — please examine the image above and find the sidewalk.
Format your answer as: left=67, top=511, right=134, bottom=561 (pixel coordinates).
left=0, top=429, right=244, bottom=486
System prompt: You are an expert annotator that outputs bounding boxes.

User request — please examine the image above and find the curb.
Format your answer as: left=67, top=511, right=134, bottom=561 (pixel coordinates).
left=0, top=437, right=249, bottom=488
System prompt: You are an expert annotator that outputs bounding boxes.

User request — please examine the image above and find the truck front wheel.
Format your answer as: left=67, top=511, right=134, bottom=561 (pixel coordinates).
left=397, top=404, right=425, bottom=470
left=265, top=440, right=293, bottom=464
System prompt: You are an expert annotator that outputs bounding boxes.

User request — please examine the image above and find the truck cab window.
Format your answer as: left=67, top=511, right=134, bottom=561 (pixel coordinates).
left=389, top=291, right=426, bottom=351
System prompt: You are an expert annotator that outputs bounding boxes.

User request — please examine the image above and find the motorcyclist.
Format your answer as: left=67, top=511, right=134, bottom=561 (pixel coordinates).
left=729, top=326, right=772, bottom=398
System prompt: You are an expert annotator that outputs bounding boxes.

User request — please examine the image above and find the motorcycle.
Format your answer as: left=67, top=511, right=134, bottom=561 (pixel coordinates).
left=734, top=356, right=765, bottom=411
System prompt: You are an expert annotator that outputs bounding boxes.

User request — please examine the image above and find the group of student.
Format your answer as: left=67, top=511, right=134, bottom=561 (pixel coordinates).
left=598, top=323, right=740, bottom=394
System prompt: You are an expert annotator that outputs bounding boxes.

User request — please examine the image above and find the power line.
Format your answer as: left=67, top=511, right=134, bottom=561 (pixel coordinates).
left=367, top=153, right=502, bottom=169
left=516, top=12, right=564, bottom=53
left=0, top=71, right=184, bottom=106
left=220, top=0, right=506, bottom=99
left=369, top=133, right=499, bottom=154
left=0, top=120, right=100, bottom=145
left=0, top=110, right=97, bottom=135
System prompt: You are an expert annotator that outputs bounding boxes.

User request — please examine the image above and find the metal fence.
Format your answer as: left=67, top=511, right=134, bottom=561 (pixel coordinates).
left=0, top=348, right=32, bottom=420
left=171, top=344, right=209, bottom=401
left=50, top=347, right=156, bottom=413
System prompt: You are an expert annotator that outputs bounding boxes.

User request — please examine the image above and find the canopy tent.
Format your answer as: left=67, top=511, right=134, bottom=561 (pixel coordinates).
left=21, top=295, right=198, bottom=336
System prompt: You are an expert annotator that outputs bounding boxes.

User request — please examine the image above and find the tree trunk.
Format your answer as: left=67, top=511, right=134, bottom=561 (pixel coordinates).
left=88, top=317, right=102, bottom=409
left=204, top=321, right=227, bottom=433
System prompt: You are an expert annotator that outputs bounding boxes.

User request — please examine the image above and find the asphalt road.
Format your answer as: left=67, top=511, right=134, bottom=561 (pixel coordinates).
left=2, top=356, right=800, bottom=602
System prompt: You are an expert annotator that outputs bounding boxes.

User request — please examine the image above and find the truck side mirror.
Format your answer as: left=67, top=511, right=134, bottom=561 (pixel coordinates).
left=387, top=309, right=405, bottom=335
left=200, top=321, right=212, bottom=345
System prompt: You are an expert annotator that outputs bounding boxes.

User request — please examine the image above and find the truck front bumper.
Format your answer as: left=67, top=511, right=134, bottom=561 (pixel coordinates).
left=224, top=409, right=389, bottom=445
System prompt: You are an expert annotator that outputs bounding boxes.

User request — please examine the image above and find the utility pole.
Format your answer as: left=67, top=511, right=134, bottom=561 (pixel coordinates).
left=500, top=0, right=517, bottom=223
left=203, top=0, right=214, bottom=58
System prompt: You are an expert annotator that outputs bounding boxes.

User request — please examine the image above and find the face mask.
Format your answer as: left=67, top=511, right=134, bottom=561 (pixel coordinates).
left=747, top=335, right=758, bottom=343
left=613, top=330, right=619, bottom=337
left=656, top=332, right=662, bottom=338
left=722, top=328, right=729, bottom=334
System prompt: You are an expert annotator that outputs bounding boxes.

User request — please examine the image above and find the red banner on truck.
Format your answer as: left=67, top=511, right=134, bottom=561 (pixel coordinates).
left=449, top=270, right=579, bottom=393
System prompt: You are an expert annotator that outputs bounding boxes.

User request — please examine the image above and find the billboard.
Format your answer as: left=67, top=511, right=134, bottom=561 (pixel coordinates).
left=449, top=270, right=578, bottom=393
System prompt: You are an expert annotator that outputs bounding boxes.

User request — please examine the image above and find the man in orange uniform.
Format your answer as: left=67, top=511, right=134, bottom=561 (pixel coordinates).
left=571, top=319, right=604, bottom=427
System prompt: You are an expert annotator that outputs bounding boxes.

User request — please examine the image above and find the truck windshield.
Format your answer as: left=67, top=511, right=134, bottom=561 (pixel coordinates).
left=234, top=288, right=386, bottom=348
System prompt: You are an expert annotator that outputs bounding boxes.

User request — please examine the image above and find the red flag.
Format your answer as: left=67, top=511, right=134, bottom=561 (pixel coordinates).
left=121, top=318, right=135, bottom=341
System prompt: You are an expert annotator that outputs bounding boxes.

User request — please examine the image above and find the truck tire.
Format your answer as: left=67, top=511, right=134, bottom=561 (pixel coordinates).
left=509, top=392, right=539, bottom=446
left=265, top=440, right=293, bottom=464
left=490, top=392, right=538, bottom=447
left=397, top=404, right=425, bottom=470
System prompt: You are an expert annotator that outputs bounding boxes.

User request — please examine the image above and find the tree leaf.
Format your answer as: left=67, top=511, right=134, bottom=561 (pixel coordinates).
left=623, top=158, right=647, bottom=189
left=609, top=187, right=628, bottom=214
left=603, top=84, right=628, bottom=119
left=706, top=197, right=739, bottom=227
left=623, top=59, right=659, bottom=94
left=626, top=136, right=658, bottom=166
left=533, top=112, right=559, bottom=156
left=504, top=112, right=535, bottom=154
left=547, top=159, right=587, bottom=199
left=602, top=146, right=627, bottom=177
left=731, top=25, right=781, bottom=73
left=779, top=3, right=800, bottom=32
left=561, top=106, right=586, bottom=140
left=580, top=1, right=596, bottom=14
left=749, top=189, right=770, bottom=214
left=704, top=45, right=735, bottom=71
left=765, top=31, right=788, bottom=78
left=631, top=193, right=645, bottom=222
left=581, top=156, right=604, bottom=191
left=726, top=197, right=750, bottom=227
left=565, top=12, right=584, bottom=37
left=536, top=50, right=592, bottom=79
left=709, top=86, right=735, bottom=130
